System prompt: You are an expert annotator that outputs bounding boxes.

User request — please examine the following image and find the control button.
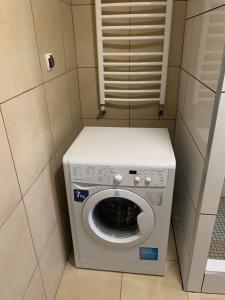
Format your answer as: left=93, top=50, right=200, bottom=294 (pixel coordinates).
left=134, top=176, right=141, bottom=184
left=114, top=174, right=123, bottom=183
left=145, top=176, right=152, bottom=184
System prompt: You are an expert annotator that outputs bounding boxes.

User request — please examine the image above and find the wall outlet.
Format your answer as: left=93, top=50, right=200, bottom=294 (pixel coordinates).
left=45, top=53, right=55, bottom=71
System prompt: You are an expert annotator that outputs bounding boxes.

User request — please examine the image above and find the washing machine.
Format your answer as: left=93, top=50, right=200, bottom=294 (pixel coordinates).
left=63, top=127, right=176, bottom=275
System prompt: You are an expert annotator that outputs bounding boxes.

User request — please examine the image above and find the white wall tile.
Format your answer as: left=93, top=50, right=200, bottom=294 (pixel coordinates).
left=183, top=75, right=215, bottom=157
left=174, top=116, right=204, bottom=210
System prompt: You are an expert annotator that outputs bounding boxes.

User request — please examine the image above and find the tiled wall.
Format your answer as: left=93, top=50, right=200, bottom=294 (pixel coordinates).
left=172, top=0, right=225, bottom=291
left=72, top=0, right=187, bottom=137
left=0, top=0, right=82, bottom=299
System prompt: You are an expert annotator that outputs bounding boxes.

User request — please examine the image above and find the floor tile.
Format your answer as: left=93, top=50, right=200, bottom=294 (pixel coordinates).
left=56, top=256, right=122, bottom=300
left=121, top=261, right=188, bottom=300
left=188, top=292, right=225, bottom=300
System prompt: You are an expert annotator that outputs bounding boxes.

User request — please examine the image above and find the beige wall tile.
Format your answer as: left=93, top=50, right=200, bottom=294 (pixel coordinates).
left=164, top=67, right=181, bottom=119
left=56, top=259, right=121, bottom=300
left=59, top=2, right=77, bottom=70
left=169, top=1, right=187, bottom=66
left=121, top=262, right=188, bottom=300
left=130, top=119, right=175, bottom=139
left=83, top=119, right=129, bottom=127
left=72, top=0, right=94, bottom=4
left=0, top=202, right=37, bottom=300
left=45, top=74, right=73, bottom=150
left=40, top=224, right=67, bottom=300
left=73, top=5, right=97, bottom=67
left=130, top=102, right=159, bottom=120
left=61, top=0, right=72, bottom=4
left=0, top=114, right=21, bottom=227
left=78, top=68, right=129, bottom=119
left=67, top=70, right=82, bottom=128
left=31, top=0, right=66, bottom=81
left=2, top=86, right=53, bottom=195
left=23, top=268, right=46, bottom=300
left=24, top=160, right=58, bottom=259
left=0, top=0, right=42, bottom=103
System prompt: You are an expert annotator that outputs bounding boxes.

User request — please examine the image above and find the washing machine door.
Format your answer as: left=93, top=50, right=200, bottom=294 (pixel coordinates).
left=82, top=189, right=155, bottom=246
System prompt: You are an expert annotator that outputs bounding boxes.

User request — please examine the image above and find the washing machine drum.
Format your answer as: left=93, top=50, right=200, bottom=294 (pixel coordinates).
left=82, top=189, right=155, bottom=246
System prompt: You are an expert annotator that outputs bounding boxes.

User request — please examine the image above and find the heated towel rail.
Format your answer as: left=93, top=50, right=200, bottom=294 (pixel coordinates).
left=95, top=0, right=173, bottom=111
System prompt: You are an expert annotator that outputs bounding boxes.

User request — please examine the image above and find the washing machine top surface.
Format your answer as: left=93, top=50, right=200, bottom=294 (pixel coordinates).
left=64, top=127, right=175, bottom=168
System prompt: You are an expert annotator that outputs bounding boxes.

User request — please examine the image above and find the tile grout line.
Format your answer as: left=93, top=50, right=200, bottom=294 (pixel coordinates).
left=53, top=249, right=72, bottom=299
left=57, top=0, right=68, bottom=74
left=171, top=222, right=189, bottom=297
left=20, top=265, right=42, bottom=300
left=0, top=107, right=23, bottom=222
left=0, top=117, right=81, bottom=296
left=186, top=4, right=225, bottom=21
left=119, top=273, right=123, bottom=300
left=72, top=4, right=86, bottom=121
left=60, top=4, right=81, bottom=131
left=181, top=67, right=217, bottom=94
left=21, top=198, right=49, bottom=300
left=0, top=67, right=77, bottom=107
left=70, top=3, right=83, bottom=123
left=177, top=108, right=205, bottom=161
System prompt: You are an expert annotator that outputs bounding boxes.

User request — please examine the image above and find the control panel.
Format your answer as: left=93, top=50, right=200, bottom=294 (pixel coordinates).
left=70, top=165, right=168, bottom=187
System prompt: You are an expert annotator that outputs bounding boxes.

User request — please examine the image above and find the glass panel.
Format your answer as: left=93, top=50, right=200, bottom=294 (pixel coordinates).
left=93, top=197, right=141, bottom=238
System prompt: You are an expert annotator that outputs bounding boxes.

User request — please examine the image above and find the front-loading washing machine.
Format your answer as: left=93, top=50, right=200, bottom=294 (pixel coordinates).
left=63, top=127, right=176, bottom=275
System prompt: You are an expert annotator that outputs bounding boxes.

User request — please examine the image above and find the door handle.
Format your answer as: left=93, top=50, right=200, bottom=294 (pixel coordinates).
left=137, top=212, right=146, bottom=233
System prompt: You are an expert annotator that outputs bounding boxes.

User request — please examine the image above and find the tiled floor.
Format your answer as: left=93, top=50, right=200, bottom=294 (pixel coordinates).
left=55, top=229, right=225, bottom=300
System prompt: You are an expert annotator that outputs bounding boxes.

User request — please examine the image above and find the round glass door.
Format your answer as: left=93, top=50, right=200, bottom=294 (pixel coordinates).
left=82, top=189, right=155, bottom=246
left=93, top=197, right=141, bottom=238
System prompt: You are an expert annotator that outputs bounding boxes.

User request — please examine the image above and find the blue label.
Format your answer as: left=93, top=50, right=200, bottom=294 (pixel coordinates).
left=74, top=189, right=89, bottom=202
left=140, top=247, right=158, bottom=260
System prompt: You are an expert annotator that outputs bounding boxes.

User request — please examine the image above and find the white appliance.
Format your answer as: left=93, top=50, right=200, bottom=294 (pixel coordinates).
left=63, top=127, right=176, bottom=275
